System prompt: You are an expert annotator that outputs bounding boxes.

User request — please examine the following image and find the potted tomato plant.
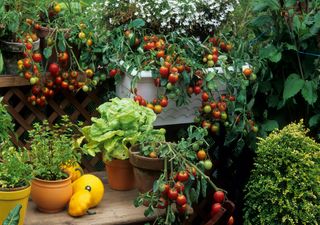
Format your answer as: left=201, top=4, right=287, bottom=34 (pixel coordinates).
left=0, top=0, right=44, bottom=74
left=28, top=116, right=81, bottom=213
left=80, top=97, right=159, bottom=191
left=0, top=99, right=32, bottom=225
left=133, top=125, right=231, bottom=225
left=128, top=128, right=167, bottom=193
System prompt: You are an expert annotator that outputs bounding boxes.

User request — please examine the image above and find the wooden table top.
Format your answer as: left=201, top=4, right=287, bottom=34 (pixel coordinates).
left=25, top=172, right=161, bottom=225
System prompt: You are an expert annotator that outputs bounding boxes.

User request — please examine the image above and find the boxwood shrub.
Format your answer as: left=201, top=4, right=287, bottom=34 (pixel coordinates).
left=243, top=121, right=320, bottom=225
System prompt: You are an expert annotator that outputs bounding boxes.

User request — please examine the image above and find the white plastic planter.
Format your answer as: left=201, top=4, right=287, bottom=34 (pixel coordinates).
left=116, top=68, right=227, bottom=126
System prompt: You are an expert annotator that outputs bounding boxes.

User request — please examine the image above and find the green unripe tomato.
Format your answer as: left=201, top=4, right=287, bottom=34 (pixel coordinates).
left=100, top=74, right=107, bottom=81
left=166, top=83, right=174, bottom=90
left=250, top=73, right=257, bottom=81
left=204, top=160, right=213, bottom=170
left=192, top=143, right=199, bottom=151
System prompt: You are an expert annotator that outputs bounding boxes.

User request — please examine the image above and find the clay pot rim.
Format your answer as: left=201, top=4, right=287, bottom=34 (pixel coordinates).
left=0, top=183, right=30, bottom=192
left=0, top=38, right=40, bottom=45
left=129, top=144, right=165, bottom=161
left=33, top=173, right=71, bottom=183
left=129, top=145, right=164, bottom=171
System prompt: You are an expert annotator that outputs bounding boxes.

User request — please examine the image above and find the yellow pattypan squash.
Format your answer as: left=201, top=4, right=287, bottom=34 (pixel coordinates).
left=68, top=190, right=91, bottom=217
left=72, top=174, right=104, bottom=208
left=61, top=162, right=83, bottom=182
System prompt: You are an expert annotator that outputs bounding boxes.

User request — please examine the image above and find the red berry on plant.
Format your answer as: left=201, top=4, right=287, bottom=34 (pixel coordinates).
left=48, top=63, right=60, bottom=76
left=213, top=191, right=225, bottom=203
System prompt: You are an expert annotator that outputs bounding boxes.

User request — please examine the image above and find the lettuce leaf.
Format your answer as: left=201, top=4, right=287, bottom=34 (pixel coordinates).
left=81, top=98, right=157, bottom=160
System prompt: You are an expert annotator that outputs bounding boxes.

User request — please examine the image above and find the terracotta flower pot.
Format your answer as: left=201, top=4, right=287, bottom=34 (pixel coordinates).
left=0, top=185, right=31, bottom=225
left=31, top=175, right=72, bottom=213
left=105, top=159, right=135, bottom=191
left=129, top=145, right=164, bottom=193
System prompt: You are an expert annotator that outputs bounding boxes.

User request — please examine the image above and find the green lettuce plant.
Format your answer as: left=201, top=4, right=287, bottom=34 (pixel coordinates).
left=80, top=97, right=162, bottom=161
left=243, top=121, right=320, bottom=224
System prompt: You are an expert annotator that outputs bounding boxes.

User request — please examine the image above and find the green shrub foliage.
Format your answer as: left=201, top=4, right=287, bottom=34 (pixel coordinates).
left=244, top=121, right=320, bottom=225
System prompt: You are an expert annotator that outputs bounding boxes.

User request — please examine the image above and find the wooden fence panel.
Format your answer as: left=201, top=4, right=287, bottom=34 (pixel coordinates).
left=0, top=75, right=110, bottom=171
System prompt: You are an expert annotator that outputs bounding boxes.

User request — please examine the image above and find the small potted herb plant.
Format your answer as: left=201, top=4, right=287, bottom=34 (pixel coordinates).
left=0, top=147, right=32, bottom=225
left=80, top=97, right=158, bottom=191
left=29, top=116, right=81, bottom=213
left=0, top=99, right=32, bottom=225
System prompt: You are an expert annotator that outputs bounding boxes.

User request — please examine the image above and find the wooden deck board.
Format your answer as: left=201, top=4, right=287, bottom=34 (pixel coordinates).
left=25, top=172, right=161, bottom=225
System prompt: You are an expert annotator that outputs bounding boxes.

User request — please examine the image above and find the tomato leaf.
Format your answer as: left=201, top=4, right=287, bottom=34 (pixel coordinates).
left=234, top=138, right=245, bottom=157
left=205, top=72, right=215, bottom=81
left=259, top=44, right=282, bottom=63
left=57, top=33, right=66, bottom=52
left=293, top=15, right=301, bottom=34
left=168, top=205, right=176, bottom=223
left=283, top=73, right=305, bottom=100
left=201, top=177, right=207, bottom=197
left=261, top=120, right=279, bottom=132
left=181, top=71, right=190, bottom=85
left=207, top=80, right=216, bottom=91
left=128, top=19, right=145, bottom=29
left=252, top=0, right=280, bottom=12
left=144, top=205, right=154, bottom=217
left=43, top=47, right=52, bottom=59
left=152, top=179, right=159, bottom=193
left=301, top=80, right=318, bottom=105
left=309, top=114, right=320, bottom=127
left=247, top=98, right=255, bottom=110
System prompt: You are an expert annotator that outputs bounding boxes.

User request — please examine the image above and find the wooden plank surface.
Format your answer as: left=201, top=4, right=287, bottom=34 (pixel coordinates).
left=25, top=172, right=161, bottom=225
left=0, top=75, right=30, bottom=87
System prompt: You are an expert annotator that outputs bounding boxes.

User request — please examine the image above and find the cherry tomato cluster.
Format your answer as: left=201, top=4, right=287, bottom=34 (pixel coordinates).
left=208, top=37, right=233, bottom=53
left=18, top=18, right=102, bottom=107
left=78, top=23, right=94, bottom=48
left=18, top=43, right=95, bottom=106
left=194, top=94, right=235, bottom=135
left=122, top=32, right=196, bottom=114
left=202, top=36, right=232, bottom=67
left=210, top=191, right=234, bottom=225
left=242, top=67, right=257, bottom=81
left=195, top=92, right=259, bottom=136
left=186, top=79, right=204, bottom=96
left=155, top=169, right=196, bottom=214
left=108, top=68, right=122, bottom=78
left=29, top=2, right=62, bottom=31
left=143, top=34, right=190, bottom=88
left=133, top=95, right=169, bottom=114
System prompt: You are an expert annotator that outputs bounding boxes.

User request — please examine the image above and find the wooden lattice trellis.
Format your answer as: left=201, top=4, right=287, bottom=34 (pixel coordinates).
left=0, top=75, right=109, bottom=172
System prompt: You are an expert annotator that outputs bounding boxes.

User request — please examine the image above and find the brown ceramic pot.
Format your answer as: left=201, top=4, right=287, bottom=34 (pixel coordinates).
left=129, top=145, right=164, bottom=193
left=31, top=175, right=72, bottom=213
left=105, top=159, right=135, bottom=191
left=0, top=39, right=40, bottom=74
left=35, top=27, right=70, bottom=38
